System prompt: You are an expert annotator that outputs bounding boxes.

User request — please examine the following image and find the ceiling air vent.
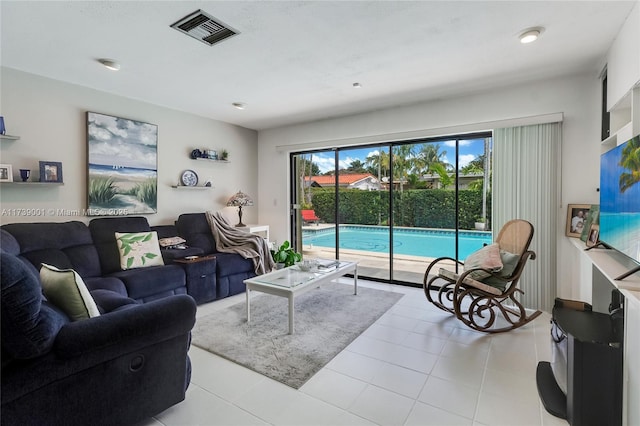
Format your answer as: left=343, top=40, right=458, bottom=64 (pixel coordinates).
left=171, top=10, right=238, bottom=46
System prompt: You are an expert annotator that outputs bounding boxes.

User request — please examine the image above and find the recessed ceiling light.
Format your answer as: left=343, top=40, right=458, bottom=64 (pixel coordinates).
left=353, top=82, right=362, bottom=88
left=98, top=58, right=121, bottom=71
left=232, top=102, right=246, bottom=110
left=519, top=27, right=543, bottom=44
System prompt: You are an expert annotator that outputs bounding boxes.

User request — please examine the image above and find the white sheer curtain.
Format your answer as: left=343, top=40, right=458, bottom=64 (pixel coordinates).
left=493, top=122, right=562, bottom=312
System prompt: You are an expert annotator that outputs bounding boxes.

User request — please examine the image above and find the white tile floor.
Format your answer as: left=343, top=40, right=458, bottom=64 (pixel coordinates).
left=140, top=279, right=568, bottom=426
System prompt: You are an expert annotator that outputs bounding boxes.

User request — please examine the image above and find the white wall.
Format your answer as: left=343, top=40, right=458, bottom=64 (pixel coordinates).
left=0, top=68, right=258, bottom=226
left=258, top=72, right=602, bottom=300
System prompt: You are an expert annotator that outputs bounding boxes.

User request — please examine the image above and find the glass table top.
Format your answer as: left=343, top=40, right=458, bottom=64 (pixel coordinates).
left=249, top=260, right=349, bottom=288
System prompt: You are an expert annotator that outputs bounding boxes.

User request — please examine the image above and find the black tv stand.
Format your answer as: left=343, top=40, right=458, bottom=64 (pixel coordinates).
left=616, top=264, right=640, bottom=280
left=584, top=241, right=613, bottom=251
left=537, top=302, right=623, bottom=426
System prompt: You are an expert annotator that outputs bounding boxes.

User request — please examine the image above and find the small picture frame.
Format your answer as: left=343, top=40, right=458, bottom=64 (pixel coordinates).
left=586, top=224, right=600, bottom=248
left=566, top=204, right=591, bottom=238
left=0, top=164, right=13, bottom=182
left=39, top=161, right=63, bottom=183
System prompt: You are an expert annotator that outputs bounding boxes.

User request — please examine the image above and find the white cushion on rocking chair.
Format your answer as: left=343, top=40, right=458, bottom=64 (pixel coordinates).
left=437, top=268, right=503, bottom=296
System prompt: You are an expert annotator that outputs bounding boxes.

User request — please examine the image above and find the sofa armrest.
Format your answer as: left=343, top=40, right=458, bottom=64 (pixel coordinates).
left=54, top=294, right=196, bottom=359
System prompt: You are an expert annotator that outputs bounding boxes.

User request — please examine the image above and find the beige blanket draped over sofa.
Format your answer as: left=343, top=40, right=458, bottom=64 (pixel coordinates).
left=206, top=211, right=275, bottom=275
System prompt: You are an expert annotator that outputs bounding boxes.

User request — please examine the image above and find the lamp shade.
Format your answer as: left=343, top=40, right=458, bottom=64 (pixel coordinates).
left=226, top=191, right=254, bottom=207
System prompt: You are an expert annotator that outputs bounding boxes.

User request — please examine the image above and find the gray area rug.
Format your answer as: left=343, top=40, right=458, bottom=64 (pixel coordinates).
left=191, top=282, right=403, bottom=389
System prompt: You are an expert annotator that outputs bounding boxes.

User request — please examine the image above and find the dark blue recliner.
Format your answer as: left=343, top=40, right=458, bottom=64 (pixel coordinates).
left=0, top=246, right=196, bottom=425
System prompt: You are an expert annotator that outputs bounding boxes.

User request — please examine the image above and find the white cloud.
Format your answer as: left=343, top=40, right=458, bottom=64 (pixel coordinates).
left=458, top=154, right=476, bottom=169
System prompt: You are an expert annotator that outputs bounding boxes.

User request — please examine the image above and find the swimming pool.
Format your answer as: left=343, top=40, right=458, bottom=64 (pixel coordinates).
left=303, top=225, right=492, bottom=259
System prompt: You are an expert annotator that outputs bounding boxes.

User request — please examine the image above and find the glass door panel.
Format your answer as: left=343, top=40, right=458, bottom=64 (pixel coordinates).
left=391, top=141, right=457, bottom=284
left=336, top=146, right=390, bottom=280
left=293, top=151, right=337, bottom=261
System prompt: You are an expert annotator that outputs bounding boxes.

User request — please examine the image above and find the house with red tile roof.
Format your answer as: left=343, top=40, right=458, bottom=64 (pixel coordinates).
left=304, top=173, right=381, bottom=191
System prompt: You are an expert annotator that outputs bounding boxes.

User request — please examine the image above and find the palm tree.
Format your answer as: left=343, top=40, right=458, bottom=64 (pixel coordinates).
left=415, top=143, right=447, bottom=175
left=619, top=136, right=640, bottom=193
left=392, top=145, right=417, bottom=192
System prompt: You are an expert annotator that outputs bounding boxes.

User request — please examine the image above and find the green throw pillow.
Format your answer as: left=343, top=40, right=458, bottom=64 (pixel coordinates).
left=40, top=264, right=101, bottom=321
left=480, top=249, right=521, bottom=291
left=115, top=231, right=164, bottom=270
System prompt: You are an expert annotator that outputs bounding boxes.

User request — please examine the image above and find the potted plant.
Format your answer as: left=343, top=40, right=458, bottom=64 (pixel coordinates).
left=475, top=217, right=486, bottom=230
left=271, top=240, right=302, bottom=268
left=220, top=149, right=229, bottom=161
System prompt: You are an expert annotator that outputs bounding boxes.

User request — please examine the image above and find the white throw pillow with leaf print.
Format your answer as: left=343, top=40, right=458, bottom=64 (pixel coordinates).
left=115, top=231, right=164, bottom=270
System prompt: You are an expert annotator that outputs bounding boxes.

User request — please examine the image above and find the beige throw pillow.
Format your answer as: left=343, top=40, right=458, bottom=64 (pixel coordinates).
left=463, top=243, right=504, bottom=280
left=40, top=263, right=101, bottom=321
left=115, top=231, right=164, bottom=270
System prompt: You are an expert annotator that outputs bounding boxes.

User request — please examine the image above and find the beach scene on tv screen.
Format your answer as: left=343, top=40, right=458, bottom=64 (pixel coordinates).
left=600, top=136, right=640, bottom=262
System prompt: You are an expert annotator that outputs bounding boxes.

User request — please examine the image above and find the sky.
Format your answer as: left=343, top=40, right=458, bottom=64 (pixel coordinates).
left=307, top=138, right=488, bottom=174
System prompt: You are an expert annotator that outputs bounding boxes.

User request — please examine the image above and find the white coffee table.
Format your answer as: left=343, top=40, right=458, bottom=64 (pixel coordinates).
left=244, top=260, right=358, bottom=334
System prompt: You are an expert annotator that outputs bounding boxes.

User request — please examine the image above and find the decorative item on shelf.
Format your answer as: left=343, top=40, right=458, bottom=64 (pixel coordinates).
left=180, top=169, right=198, bottom=187
left=586, top=224, right=600, bottom=248
left=19, top=169, right=30, bottom=182
left=39, top=161, right=63, bottom=183
left=207, top=149, right=218, bottom=160
left=220, top=149, right=228, bottom=161
left=566, top=204, right=592, bottom=238
left=191, top=148, right=202, bottom=159
left=226, top=190, right=253, bottom=227
left=204, top=178, right=212, bottom=187
left=200, top=149, right=208, bottom=159
left=0, top=116, right=5, bottom=135
left=0, top=164, right=13, bottom=182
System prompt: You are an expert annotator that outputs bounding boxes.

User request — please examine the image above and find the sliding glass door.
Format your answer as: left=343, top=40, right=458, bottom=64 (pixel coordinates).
left=290, top=133, right=492, bottom=286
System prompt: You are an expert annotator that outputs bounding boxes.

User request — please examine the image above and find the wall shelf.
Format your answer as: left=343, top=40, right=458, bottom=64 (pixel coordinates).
left=0, top=134, right=20, bottom=141
left=171, top=185, right=213, bottom=190
left=1, top=181, right=63, bottom=186
left=194, top=158, right=229, bottom=163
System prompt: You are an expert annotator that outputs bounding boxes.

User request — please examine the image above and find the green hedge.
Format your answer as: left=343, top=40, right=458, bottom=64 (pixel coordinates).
left=309, top=188, right=491, bottom=230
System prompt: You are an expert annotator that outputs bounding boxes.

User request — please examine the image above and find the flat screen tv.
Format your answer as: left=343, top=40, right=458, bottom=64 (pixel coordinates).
left=599, top=135, right=640, bottom=279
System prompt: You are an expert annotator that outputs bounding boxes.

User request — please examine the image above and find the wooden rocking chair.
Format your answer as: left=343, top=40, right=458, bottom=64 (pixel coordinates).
left=423, top=219, right=542, bottom=333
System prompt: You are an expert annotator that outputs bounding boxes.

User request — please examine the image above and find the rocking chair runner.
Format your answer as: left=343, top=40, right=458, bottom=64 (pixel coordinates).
left=423, top=219, right=542, bottom=333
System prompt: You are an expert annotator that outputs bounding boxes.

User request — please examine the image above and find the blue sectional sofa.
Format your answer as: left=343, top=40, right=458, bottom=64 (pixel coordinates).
left=0, top=232, right=196, bottom=425
left=176, top=213, right=256, bottom=299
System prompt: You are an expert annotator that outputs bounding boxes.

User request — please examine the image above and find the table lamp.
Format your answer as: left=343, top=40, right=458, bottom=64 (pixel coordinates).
left=226, top=190, right=254, bottom=227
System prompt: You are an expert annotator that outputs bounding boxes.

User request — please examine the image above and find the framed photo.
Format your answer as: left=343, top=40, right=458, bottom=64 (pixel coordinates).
left=586, top=224, right=600, bottom=248
left=0, top=164, right=13, bottom=182
left=39, top=161, right=63, bottom=183
left=87, top=112, right=158, bottom=216
left=580, top=204, right=600, bottom=242
left=566, top=204, right=591, bottom=238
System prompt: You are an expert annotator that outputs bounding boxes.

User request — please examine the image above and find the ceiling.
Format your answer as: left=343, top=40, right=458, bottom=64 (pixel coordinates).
left=1, top=1, right=636, bottom=130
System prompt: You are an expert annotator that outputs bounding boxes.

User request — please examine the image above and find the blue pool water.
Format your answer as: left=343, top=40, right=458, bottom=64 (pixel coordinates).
left=303, top=225, right=492, bottom=259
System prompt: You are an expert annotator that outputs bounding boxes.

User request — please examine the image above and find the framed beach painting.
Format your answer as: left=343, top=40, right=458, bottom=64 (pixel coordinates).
left=87, top=112, right=158, bottom=216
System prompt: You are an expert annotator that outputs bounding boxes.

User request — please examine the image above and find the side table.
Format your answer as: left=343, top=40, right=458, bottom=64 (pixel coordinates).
left=173, top=255, right=217, bottom=304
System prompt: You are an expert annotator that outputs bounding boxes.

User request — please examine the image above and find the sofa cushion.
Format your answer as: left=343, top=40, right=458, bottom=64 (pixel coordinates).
left=2, top=222, right=102, bottom=278
left=40, top=264, right=101, bottom=321
left=0, top=229, right=20, bottom=255
left=1, top=253, right=67, bottom=359
left=215, top=252, right=254, bottom=276
left=89, top=217, right=152, bottom=274
left=109, top=264, right=186, bottom=300
left=176, top=213, right=216, bottom=254
left=115, top=231, right=164, bottom=270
